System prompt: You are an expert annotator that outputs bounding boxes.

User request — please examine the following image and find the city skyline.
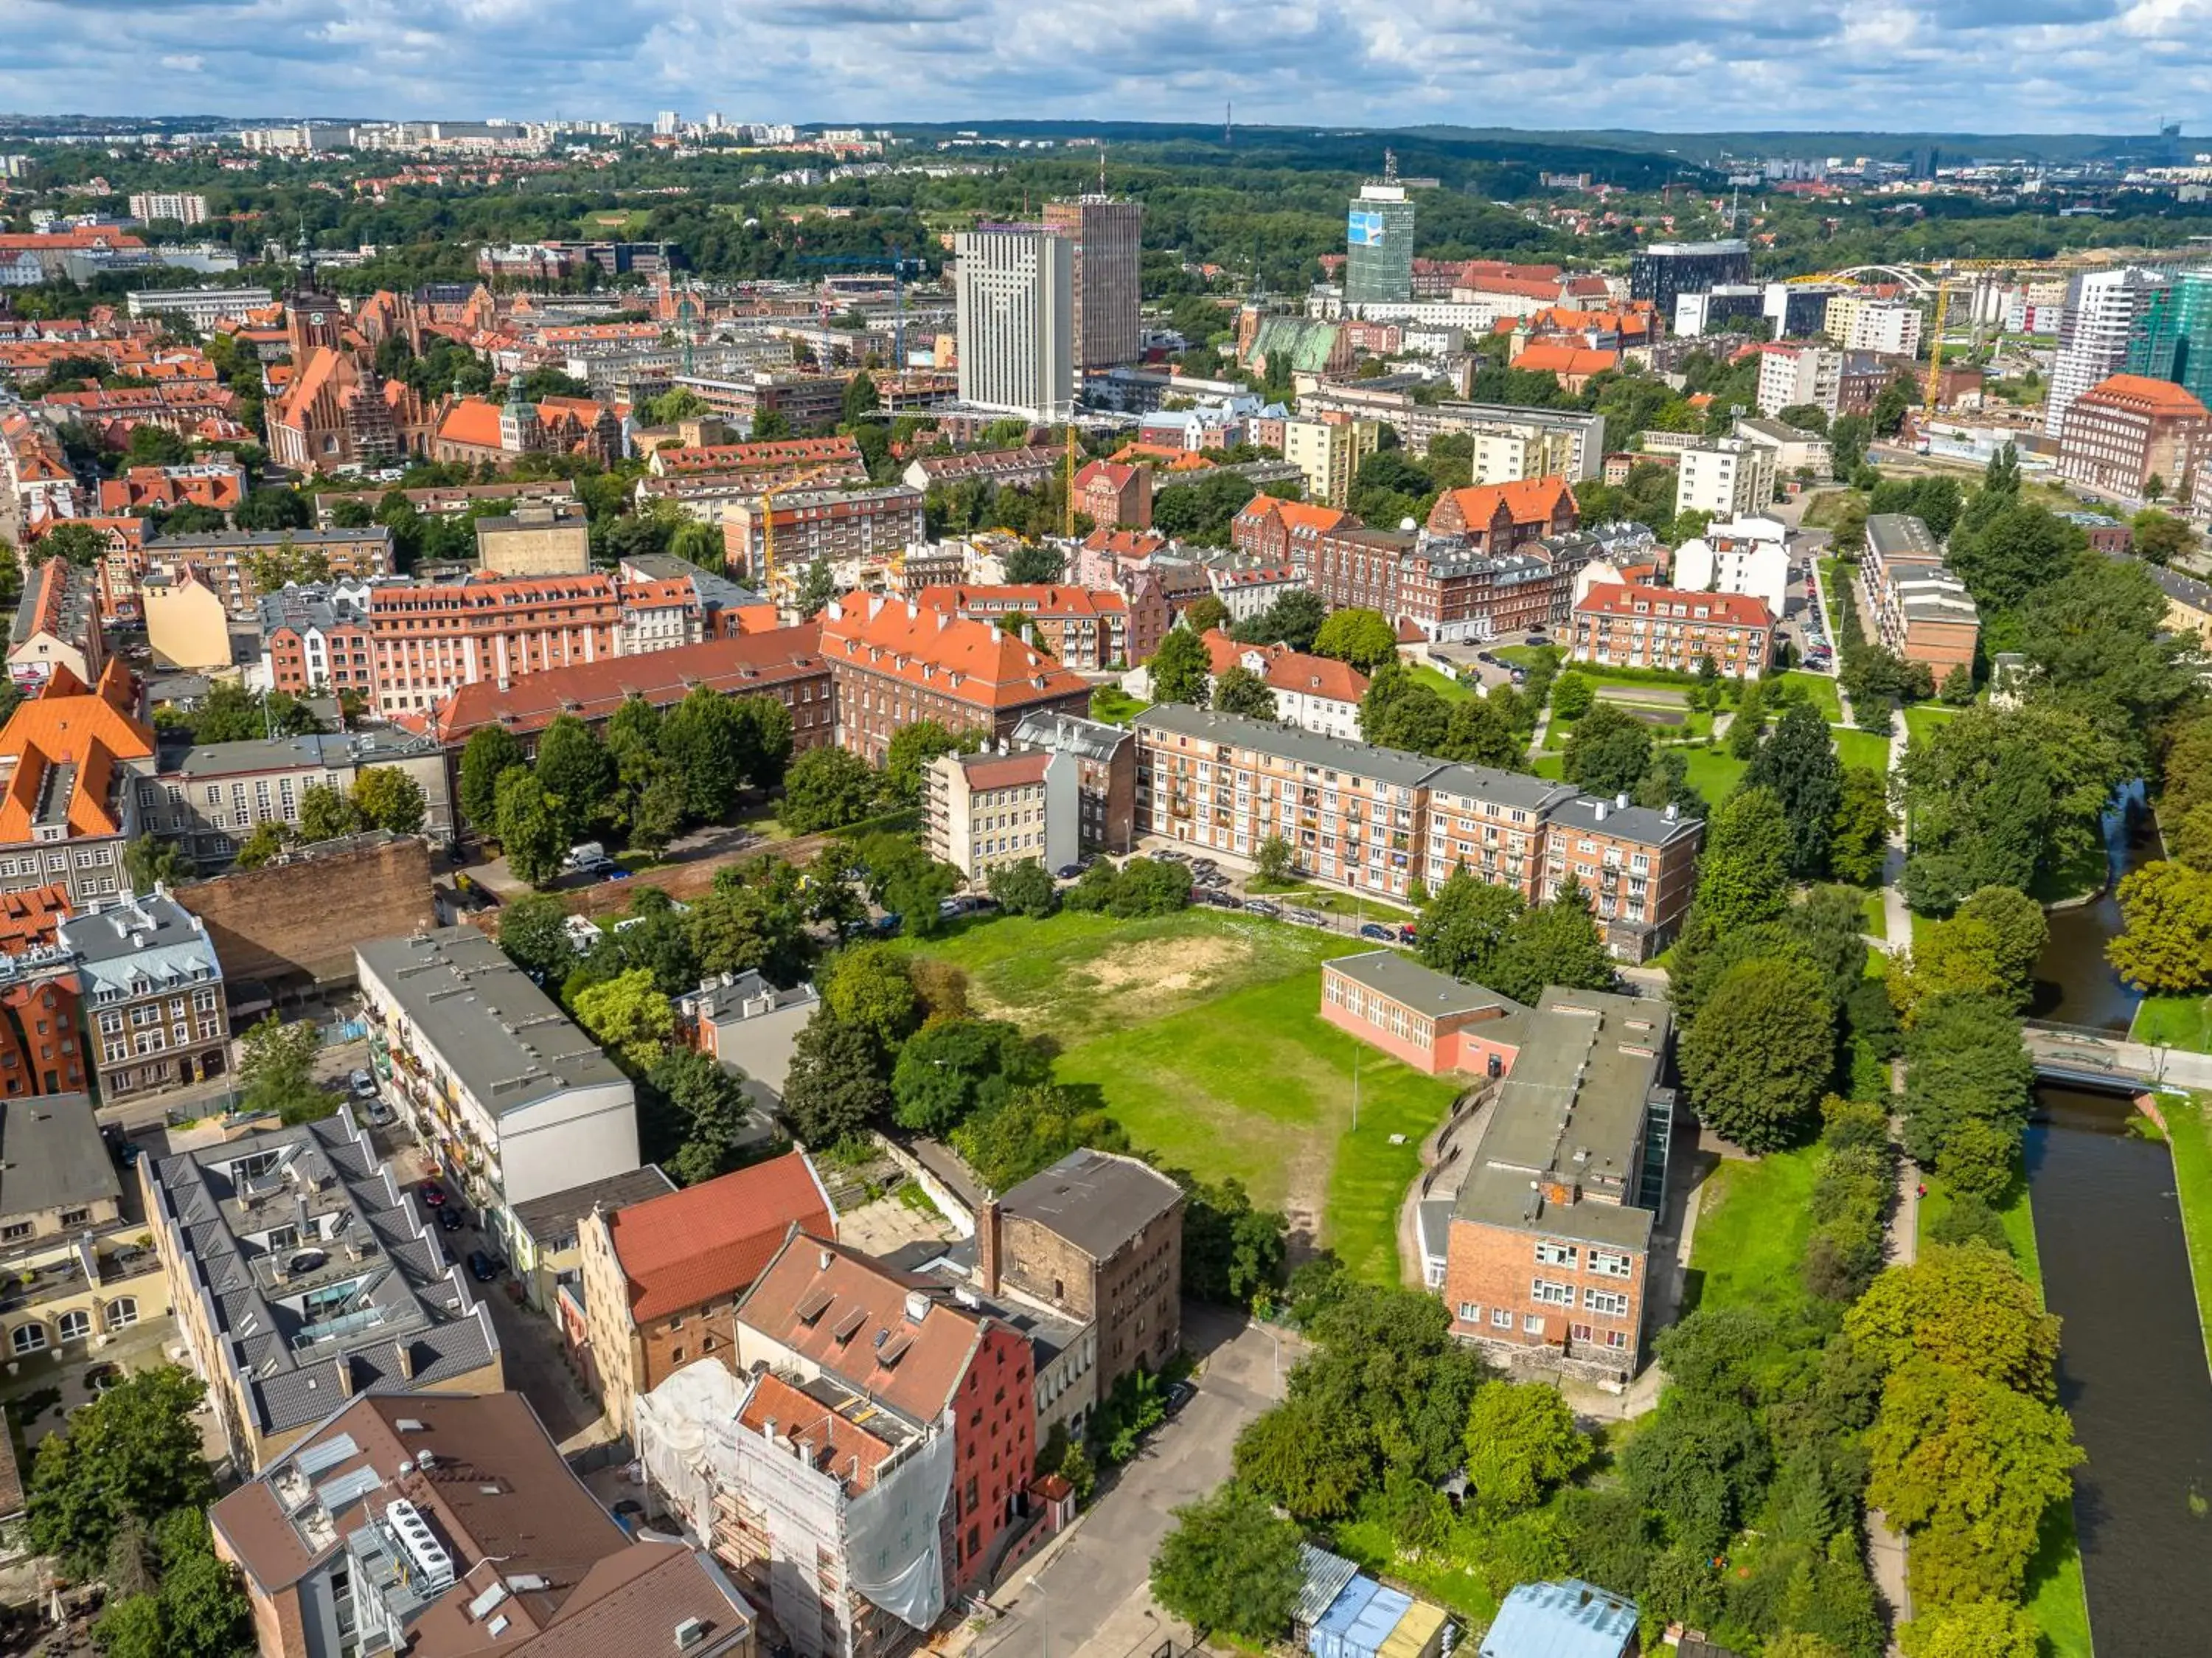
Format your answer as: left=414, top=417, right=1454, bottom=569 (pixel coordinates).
left=4, top=0, right=2211, bottom=136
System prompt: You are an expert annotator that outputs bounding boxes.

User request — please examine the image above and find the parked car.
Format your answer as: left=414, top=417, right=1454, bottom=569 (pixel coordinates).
left=467, top=1249, right=497, bottom=1283
left=1164, top=1381, right=1197, bottom=1416
left=437, top=1205, right=463, bottom=1233
left=420, top=1182, right=447, bottom=1207
left=349, top=1068, right=376, bottom=1100
left=1242, top=898, right=1281, bottom=918
left=1397, top=923, right=1419, bottom=945
left=1287, top=907, right=1326, bottom=927
left=564, top=841, right=608, bottom=870
left=599, top=865, right=632, bottom=882
left=1056, top=864, right=1081, bottom=880
left=1360, top=923, right=1395, bottom=942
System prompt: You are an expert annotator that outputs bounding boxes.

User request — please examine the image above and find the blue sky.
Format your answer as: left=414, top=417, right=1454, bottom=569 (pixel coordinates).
left=2, top=0, right=2206, bottom=137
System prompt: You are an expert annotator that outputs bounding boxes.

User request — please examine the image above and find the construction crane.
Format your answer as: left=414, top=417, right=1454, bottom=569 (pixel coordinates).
left=1923, top=280, right=1958, bottom=414
left=796, top=249, right=928, bottom=370
left=759, top=459, right=844, bottom=608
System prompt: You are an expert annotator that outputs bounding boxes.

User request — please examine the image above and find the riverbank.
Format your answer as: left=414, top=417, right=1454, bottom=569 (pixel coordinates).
left=1914, top=1169, right=2089, bottom=1658
left=2155, top=1094, right=2212, bottom=1372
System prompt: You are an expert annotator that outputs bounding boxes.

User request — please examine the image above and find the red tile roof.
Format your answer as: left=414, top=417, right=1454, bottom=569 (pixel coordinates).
left=434, top=626, right=825, bottom=745
left=1575, top=581, right=1773, bottom=629
left=1510, top=342, right=1621, bottom=378
left=1429, top=476, right=1579, bottom=534
left=654, top=434, right=863, bottom=476
left=956, top=749, right=1055, bottom=791
left=0, top=884, right=69, bottom=956
left=1234, top=497, right=1351, bottom=535
left=1197, top=629, right=1369, bottom=702
left=0, top=658, right=151, bottom=842
left=818, top=592, right=1091, bottom=712
left=607, top=1151, right=834, bottom=1322
left=737, top=1233, right=987, bottom=1423
left=434, top=395, right=504, bottom=451
left=913, top=583, right=1130, bottom=620
left=735, top=1372, right=897, bottom=1494
left=1081, top=528, right=1167, bottom=559
left=2079, top=373, right=2212, bottom=419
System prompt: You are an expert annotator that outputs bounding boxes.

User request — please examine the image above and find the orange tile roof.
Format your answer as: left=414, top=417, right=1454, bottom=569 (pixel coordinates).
left=736, top=1372, right=896, bottom=1494
left=913, top=583, right=1129, bottom=620
left=1236, top=497, right=1351, bottom=535
left=1576, top=581, right=1773, bottom=630
left=1197, top=629, right=1368, bottom=702
left=956, top=750, right=1054, bottom=791
left=435, top=395, right=504, bottom=451
left=1430, top=476, right=1578, bottom=533
left=655, top=434, right=863, bottom=476
left=1510, top=342, right=1621, bottom=378
left=2080, top=373, right=2212, bottom=419
left=738, top=1232, right=987, bottom=1423
left=0, top=659, right=153, bottom=843
left=607, top=1151, right=835, bottom=1322
left=1080, top=528, right=1167, bottom=558
left=818, top=592, right=1091, bottom=712
left=0, top=883, right=69, bottom=955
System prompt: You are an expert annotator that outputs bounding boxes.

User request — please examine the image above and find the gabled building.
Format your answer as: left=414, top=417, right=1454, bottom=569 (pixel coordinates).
left=7, top=555, right=105, bottom=693
left=1228, top=496, right=1352, bottom=574
left=734, top=1233, right=1037, bottom=1595
left=61, top=888, right=227, bottom=1100
left=922, top=745, right=1078, bottom=880
left=267, top=346, right=400, bottom=473
left=1196, top=629, right=1368, bottom=740
left=1571, top=582, right=1773, bottom=680
left=1072, top=459, right=1151, bottom=530
left=1425, top=477, right=1579, bottom=549
left=576, top=1150, right=835, bottom=1443
left=911, top=583, right=1143, bottom=670
left=0, top=658, right=156, bottom=908
left=1010, top=709, right=1135, bottom=854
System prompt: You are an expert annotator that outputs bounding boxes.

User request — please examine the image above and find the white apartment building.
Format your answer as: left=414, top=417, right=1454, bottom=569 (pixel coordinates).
left=955, top=226, right=1074, bottom=421
left=1733, top=416, right=1833, bottom=482
left=355, top=928, right=639, bottom=1256
left=2047, top=268, right=2166, bottom=438
left=127, top=192, right=209, bottom=226
left=1284, top=417, right=1381, bottom=507
left=1821, top=295, right=1923, bottom=357
left=1669, top=514, right=1791, bottom=617
left=1756, top=343, right=1843, bottom=417
left=922, top=746, right=1078, bottom=881
left=1674, top=438, right=1776, bottom=519
left=124, top=285, right=276, bottom=329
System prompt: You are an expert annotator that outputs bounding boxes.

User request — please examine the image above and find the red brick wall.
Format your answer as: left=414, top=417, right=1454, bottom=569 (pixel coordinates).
left=1443, top=1215, right=1646, bottom=1373
left=950, top=1323, right=1037, bottom=1589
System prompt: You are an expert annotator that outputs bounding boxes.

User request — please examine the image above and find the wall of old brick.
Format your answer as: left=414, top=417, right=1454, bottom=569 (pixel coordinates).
left=1442, top=1213, right=1647, bottom=1373
left=175, top=836, right=437, bottom=987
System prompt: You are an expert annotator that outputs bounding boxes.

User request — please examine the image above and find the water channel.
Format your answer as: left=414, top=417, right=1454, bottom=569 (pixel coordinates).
left=2020, top=784, right=2212, bottom=1655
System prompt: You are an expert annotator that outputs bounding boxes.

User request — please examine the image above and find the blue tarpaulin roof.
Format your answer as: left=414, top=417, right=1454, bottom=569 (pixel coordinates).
left=1478, top=1579, right=1637, bottom=1658
left=1310, top=1576, right=1381, bottom=1658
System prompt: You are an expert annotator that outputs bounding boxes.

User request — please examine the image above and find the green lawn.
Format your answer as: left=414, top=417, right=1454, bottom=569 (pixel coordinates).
left=1778, top=671, right=1843, bottom=722
left=1246, top=877, right=1415, bottom=923
left=1531, top=753, right=1565, bottom=780
left=1089, top=687, right=1150, bottom=726
left=1914, top=1171, right=2044, bottom=1291
left=1683, top=1145, right=1821, bottom=1317
left=1831, top=726, right=1891, bottom=774
left=1411, top=664, right=1475, bottom=703
left=2160, top=1095, right=2212, bottom=1372
left=1681, top=746, right=1747, bottom=805
left=1495, top=645, right=1551, bottom=670
left=2132, top=995, right=2212, bottom=1053
left=1902, top=703, right=1960, bottom=746
left=1860, top=889, right=1887, bottom=942
left=910, top=909, right=1461, bottom=1280
left=1332, top=1514, right=1501, bottom=1627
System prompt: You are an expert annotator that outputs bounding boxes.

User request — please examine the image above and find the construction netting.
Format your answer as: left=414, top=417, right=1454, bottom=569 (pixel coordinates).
left=633, top=1361, right=953, bottom=1637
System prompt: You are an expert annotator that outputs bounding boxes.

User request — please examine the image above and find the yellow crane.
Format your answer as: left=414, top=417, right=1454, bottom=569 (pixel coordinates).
left=1922, top=280, right=1957, bottom=414
left=758, top=459, right=841, bottom=606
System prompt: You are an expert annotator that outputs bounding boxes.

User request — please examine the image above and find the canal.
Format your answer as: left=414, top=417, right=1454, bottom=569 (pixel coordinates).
left=2022, top=783, right=2212, bottom=1655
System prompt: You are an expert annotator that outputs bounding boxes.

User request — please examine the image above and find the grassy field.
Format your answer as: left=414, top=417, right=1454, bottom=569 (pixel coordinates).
left=1532, top=754, right=1565, bottom=780
left=1914, top=1171, right=2045, bottom=1291
left=1411, top=664, right=1475, bottom=702
left=1681, top=746, right=1747, bottom=805
left=1832, top=726, right=1891, bottom=774
left=1332, top=1514, right=1501, bottom=1626
left=910, top=909, right=1461, bottom=1280
left=1902, top=703, right=1961, bottom=745
left=1089, top=687, right=1149, bottom=726
left=2132, top=995, right=2212, bottom=1053
left=1860, top=889, right=1887, bottom=941
left=2160, top=1095, right=2212, bottom=1371
left=1683, top=1146, right=1821, bottom=1317
left=1778, top=670, right=1843, bottom=722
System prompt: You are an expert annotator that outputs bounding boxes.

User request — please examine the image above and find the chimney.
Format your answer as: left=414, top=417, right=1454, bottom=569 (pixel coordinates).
left=978, top=1197, right=1001, bottom=1297
left=338, top=1354, right=357, bottom=1398
left=394, top=1339, right=415, bottom=1381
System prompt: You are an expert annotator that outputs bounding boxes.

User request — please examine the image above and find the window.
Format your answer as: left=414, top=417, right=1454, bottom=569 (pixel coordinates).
left=58, top=1207, right=88, bottom=1228
left=105, top=1298, right=138, bottom=1330
left=1590, top=1249, right=1633, bottom=1280
left=1530, top=1277, right=1575, bottom=1307
left=669, top=1347, right=684, bottom=1364
left=55, top=1309, right=89, bottom=1343
left=1457, top=1301, right=1480, bottom=1323
left=1534, top=1241, right=1578, bottom=1268
left=1489, top=1306, right=1514, bottom=1328
left=10, top=1322, right=45, bottom=1355
left=1583, top=1288, right=1631, bottom=1318
left=0, top=1222, right=29, bottom=1243
left=1521, top=1314, right=1545, bottom=1336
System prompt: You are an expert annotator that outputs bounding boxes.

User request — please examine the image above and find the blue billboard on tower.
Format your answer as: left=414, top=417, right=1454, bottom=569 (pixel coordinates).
left=1348, top=209, right=1386, bottom=246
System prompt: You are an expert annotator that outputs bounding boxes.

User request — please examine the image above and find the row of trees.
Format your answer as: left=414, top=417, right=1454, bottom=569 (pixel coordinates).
left=2110, top=706, right=2212, bottom=993
left=458, top=688, right=794, bottom=882
left=1413, top=871, right=1616, bottom=1005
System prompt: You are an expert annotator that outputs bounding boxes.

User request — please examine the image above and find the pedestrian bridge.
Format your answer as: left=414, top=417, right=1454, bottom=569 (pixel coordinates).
left=2022, top=1020, right=2212, bottom=1092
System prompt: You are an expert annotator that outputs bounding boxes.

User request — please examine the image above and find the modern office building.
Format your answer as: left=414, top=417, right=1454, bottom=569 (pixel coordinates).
left=1345, top=164, right=1418, bottom=307
left=1043, top=195, right=1144, bottom=370
left=2128, top=267, right=2212, bottom=409
left=1628, top=240, right=1751, bottom=322
left=954, top=225, right=1074, bottom=420
left=2048, top=267, right=2168, bottom=438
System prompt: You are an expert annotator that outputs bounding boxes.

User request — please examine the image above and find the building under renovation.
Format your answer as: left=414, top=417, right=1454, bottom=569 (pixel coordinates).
left=635, top=1360, right=953, bottom=1658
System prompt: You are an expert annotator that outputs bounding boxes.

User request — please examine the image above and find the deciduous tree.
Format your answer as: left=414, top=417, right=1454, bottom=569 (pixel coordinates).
left=2109, top=859, right=2212, bottom=993
left=1416, top=870, right=1525, bottom=984
left=1148, top=1483, right=1304, bottom=1643
left=1747, top=701, right=1844, bottom=877
left=495, top=769, right=567, bottom=887
left=26, top=1366, right=218, bottom=1575
left=572, top=968, right=675, bottom=1071
left=781, top=1013, right=891, bottom=1146
left=1212, top=664, right=1277, bottom=720
left=1310, top=608, right=1399, bottom=673
left=350, top=766, right=427, bottom=836
left=459, top=725, right=526, bottom=836
left=777, top=746, right=880, bottom=833
left=1677, top=954, right=1834, bottom=1151
left=1462, top=1382, right=1593, bottom=1514
left=1148, top=627, right=1213, bottom=707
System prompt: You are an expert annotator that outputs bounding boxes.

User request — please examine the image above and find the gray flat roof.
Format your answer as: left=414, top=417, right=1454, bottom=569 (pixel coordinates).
left=510, top=1165, right=677, bottom=1246
left=355, top=928, right=627, bottom=1116
left=1544, top=792, right=1705, bottom=850
left=1426, top=762, right=1583, bottom=814
left=998, top=1148, right=1183, bottom=1262
left=159, top=730, right=441, bottom=778
left=1135, top=703, right=1442, bottom=789
left=0, top=1094, right=119, bottom=1222
left=1865, top=513, right=1939, bottom=562
left=1453, top=985, right=1669, bottom=1247
left=1326, top=949, right=1526, bottom=1021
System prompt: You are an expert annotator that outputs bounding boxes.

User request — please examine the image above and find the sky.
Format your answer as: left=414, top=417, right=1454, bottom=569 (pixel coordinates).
left=3, top=0, right=2208, bottom=136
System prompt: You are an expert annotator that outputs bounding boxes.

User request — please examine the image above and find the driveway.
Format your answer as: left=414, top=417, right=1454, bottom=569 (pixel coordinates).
left=971, top=1305, right=1296, bottom=1658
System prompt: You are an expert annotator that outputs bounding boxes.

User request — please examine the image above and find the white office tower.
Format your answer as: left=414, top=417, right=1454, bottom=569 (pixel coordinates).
left=2046, top=268, right=2165, bottom=438
left=955, top=225, right=1074, bottom=421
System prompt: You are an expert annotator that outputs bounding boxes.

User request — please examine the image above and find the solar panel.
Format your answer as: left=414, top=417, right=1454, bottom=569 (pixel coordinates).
left=314, top=1466, right=382, bottom=1512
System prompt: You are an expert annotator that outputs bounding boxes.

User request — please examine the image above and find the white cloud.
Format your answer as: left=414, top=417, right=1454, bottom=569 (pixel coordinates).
left=0, top=0, right=2206, bottom=132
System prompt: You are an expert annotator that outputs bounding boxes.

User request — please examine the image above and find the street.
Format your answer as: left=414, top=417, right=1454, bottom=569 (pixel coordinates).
left=971, top=1307, right=1296, bottom=1658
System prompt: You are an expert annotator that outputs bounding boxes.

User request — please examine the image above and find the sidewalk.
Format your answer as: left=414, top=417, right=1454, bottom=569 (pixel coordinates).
left=1868, top=1126, right=1922, bottom=1646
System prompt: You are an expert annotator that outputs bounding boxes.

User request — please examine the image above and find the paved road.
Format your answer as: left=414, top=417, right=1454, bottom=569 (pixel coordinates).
left=971, top=1308, right=1293, bottom=1658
